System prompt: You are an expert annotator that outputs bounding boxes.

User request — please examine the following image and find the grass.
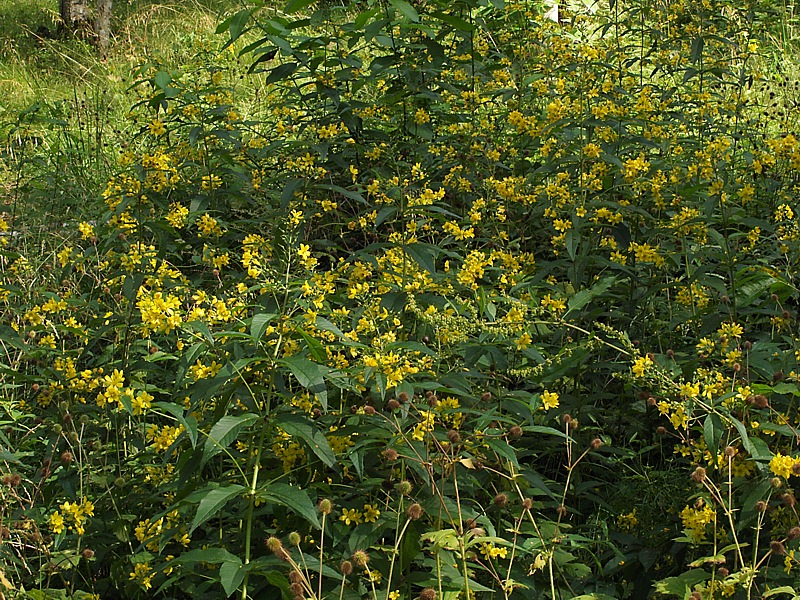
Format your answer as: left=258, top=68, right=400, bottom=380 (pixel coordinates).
left=0, top=0, right=260, bottom=230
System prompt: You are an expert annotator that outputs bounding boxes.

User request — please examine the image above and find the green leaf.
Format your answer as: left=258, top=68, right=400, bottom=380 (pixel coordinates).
left=250, top=312, right=276, bottom=341
left=762, top=586, right=799, bottom=598
left=703, top=413, right=723, bottom=458
left=281, top=355, right=328, bottom=411
left=389, top=0, right=420, bottom=22
left=690, top=36, right=704, bottom=63
left=154, top=71, right=171, bottom=90
left=191, top=485, right=245, bottom=533
left=654, top=569, right=711, bottom=596
left=260, top=482, right=321, bottom=529
left=176, top=547, right=239, bottom=565
left=484, top=439, right=520, bottom=467
left=276, top=413, right=337, bottom=469
left=285, top=0, right=316, bottom=13
left=202, top=414, right=261, bottom=467
left=565, top=276, right=618, bottom=317
left=220, top=556, right=246, bottom=597
left=405, top=243, right=437, bottom=275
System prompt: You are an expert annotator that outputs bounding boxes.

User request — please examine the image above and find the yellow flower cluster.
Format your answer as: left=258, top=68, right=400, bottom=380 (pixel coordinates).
left=769, top=452, right=800, bottom=479
left=49, top=499, right=95, bottom=536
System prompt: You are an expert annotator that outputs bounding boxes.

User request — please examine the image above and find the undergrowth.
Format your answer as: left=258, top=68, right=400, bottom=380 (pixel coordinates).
left=2, top=0, right=800, bottom=599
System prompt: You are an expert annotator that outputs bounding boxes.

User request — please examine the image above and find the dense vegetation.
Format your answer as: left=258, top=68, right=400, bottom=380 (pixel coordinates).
left=2, top=0, right=800, bottom=598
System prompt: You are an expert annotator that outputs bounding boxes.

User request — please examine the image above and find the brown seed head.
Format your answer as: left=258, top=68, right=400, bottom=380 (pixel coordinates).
left=755, top=500, right=768, bottom=512
left=782, top=492, right=796, bottom=507
left=772, top=477, right=783, bottom=488
left=407, top=503, right=424, bottom=520
left=717, top=567, right=729, bottom=578
left=691, top=467, right=706, bottom=483
left=10, top=474, right=21, bottom=487
left=774, top=370, right=785, bottom=381
left=420, top=588, right=437, bottom=600
left=352, top=550, right=370, bottom=568
left=556, top=505, right=568, bottom=518
left=522, top=498, right=533, bottom=510
left=561, top=413, right=572, bottom=424
left=788, top=526, right=800, bottom=540
left=481, top=392, right=492, bottom=402
left=81, top=548, right=94, bottom=559
left=509, top=425, right=522, bottom=438
left=590, top=438, right=603, bottom=450
left=60, top=451, right=73, bottom=464
left=447, top=429, right=461, bottom=444
left=771, top=540, right=787, bottom=555
left=290, top=583, right=304, bottom=596
left=666, top=349, right=675, bottom=358
left=383, top=448, right=399, bottom=461
left=724, top=446, right=736, bottom=458
left=397, top=392, right=409, bottom=403
left=743, top=340, right=752, bottom=351
left=340, top=560, right=353, bottom=576
left=754, top=394, right=769, bottom=409
left=386, top=399, right=401, bottom=411
left=494, top=493, right=509, bottom=508
left=364, top=405, right=375, bottom=415
left=289, top=570, right=304, bottom=584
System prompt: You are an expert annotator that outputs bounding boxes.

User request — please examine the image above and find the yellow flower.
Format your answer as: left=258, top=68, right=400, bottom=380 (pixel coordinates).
left=631, top=355, right=653, bottom=377
left=363, top=504, right=380, bottom=523
left=515, top=332, right=532, bottom=350
left=49, top=511, right=65, bottom=534
left=541, top=390, right=559, bottom=410
left=339, top=508, right=363, bottom=526
left=130, top=562, right=154, bottom=590
left=78, top=221, right=94, bottom=240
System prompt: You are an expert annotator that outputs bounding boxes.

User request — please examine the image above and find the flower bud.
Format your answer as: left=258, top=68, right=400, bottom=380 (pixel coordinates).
left=318, top=499, right=333, bottom=515
left=396, top=480, right=412, bottom=495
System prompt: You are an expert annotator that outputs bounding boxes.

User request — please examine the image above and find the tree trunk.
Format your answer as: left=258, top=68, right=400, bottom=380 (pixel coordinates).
left=96, top=0, right=113, bottom=56
left=59, top=0, right=90, bottom=32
